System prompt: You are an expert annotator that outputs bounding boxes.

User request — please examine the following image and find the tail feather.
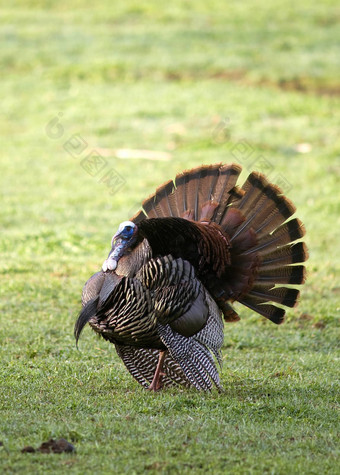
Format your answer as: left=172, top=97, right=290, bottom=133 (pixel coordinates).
left=154, top=179, right=176, bottom=218
left=234, top=173, right=268, bottom=217
left=238, top=297, right=285, bottom=324
left=242, top=218, right=305, bottom=256
left=212, top=164, right=242, bottom=203
left=259, top=242, right=308, bottom=271
left=220, top=208, right=246, bottom=237
left=186, top=166, right=213, bottom=220
left=253, top=198, right=296, bottom=239
left=174, top=169, right=191, bottom=216
left=202, top=164, right=225, bottom=203
left=211, top=164, right=243, bottom=223
left=199, top=201, right=220, bottom=222
left=141, top=180, right=176, bottom=219
left=256, top=265, right=306, bottom=285
left=130, top=209, right=146, bottom=224
left=231, top=178, right=296, bottom=242
left=248, top=286, right=300, bottom=307
left=142, top=194, right=161, bottom=219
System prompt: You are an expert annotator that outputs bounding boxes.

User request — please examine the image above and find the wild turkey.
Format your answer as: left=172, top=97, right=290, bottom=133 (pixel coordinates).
left=75, top=163, right=308, bottom=391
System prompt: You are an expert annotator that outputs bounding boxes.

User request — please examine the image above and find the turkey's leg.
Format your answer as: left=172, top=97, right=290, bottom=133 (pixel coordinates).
left=148, top=350, right=166, bottom=391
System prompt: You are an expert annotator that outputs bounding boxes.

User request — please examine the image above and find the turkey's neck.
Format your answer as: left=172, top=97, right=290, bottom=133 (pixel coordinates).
left=115, top=239, right=152, bottom=277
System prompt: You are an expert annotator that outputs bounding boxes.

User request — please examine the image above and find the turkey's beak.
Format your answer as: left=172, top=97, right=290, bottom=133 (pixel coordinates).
left=111, top=230, right=123, bottom=247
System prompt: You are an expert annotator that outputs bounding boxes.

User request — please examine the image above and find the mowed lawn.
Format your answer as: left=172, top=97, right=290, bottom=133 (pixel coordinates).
left=0, top=1, right=339, bottom=473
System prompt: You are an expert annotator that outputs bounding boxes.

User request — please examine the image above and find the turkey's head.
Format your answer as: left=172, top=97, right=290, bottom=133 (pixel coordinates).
left=102, top=221, right=138, bottom=272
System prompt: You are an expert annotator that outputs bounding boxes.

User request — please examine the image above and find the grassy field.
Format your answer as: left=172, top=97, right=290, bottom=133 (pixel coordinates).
left=1, top=1, right=339, bottom=473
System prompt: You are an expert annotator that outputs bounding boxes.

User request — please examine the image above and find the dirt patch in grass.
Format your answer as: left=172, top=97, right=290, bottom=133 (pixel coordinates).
left=21, top=439, right=75, bottom=454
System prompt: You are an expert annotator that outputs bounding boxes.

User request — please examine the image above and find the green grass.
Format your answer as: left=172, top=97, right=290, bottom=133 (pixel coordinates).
left=0, top=0, right=339, bottom=473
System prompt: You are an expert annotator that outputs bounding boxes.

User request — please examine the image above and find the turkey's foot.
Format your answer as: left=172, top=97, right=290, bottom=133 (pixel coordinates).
left=147, top=351, right=166, bottom=392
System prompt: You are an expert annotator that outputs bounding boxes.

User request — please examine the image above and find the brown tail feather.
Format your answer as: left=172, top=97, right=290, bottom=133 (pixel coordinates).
left=199, top=201, right=220, bottom=222
left=231, top=186, right=296, bottom=242
left=142, top=194, right=161, bottom=219
left=211, top=164, right=243, bottom=223
left=220, top=208, right=246, bottom=237
left=141, top=180, right=174, bottom=219
left=248, top=286, right=300, bottom=307
left=238, top=297, right=286, bottom=324
left=259, top=242, right=308, bottom=271
left=234, top=173, right=269, bottom=218
left=254, top=190, right=296, bottom=237
left=200, top=164, right=227, bottom=202
left=154, top=180, right=176, bottom=217
left=181, top=168, right=202, bottom=220
left=130, top=209, right=146, bottom=224
left=242, top=218, right=305, bottom=256
left=186, top=165, right=220, bottom=220
left=256, top=265, right=306, bottom=285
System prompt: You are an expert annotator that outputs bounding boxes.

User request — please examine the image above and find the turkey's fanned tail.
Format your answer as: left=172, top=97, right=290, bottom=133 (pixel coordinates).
left=131, top=163, right=308, bottom=324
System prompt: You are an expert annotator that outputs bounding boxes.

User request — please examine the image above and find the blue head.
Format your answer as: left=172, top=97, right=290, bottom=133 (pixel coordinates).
left=111, top=221, right=136, bottom=245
